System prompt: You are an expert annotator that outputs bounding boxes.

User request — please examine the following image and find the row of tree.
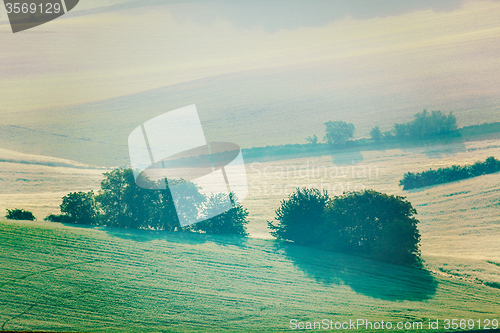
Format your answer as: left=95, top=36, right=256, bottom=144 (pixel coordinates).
left=49, top=183, right=421, bottom=266
left=46, top=168, right=249, bottom=235
left=308, top=110, right=458, bottom=146
left=268, top=188, right=421, bottom=266
left=400, top=156, right=500, bottom=190
left=370, top=110, right=458, bottom=141
left=7, top=167, right=422, bottom=266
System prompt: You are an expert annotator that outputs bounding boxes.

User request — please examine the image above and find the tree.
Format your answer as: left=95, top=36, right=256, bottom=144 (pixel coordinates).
left=393, top=123, right=408, bottom=140
left=369, top=126, right=382, bottom=141
left=306, top=135, right=319, bottom=145
left=382, top=130, right=393, bottom=139
left=164, top=178, right=206, bottom=228
left=95, top=168, right=205, bottom=230
left=483, top=156, right=500, bottom=173
left=393, top=110, right=458, bottom=141
left=268, top=189, right=422, bottom=266
left=97, top=168, right=165, bottom=229
left=320, top=190, right=421, bottom=266
left=95, top=168, right=147, bottom=229
left=268, top=188, right=329, bottom=245
left=60, top=191, right=97, bottom=225
left=6, top=208, right=36, bottom=221
left=56, top=167, right=251, bottom=235
left=190, top=193, right=249, bottom=235
left=324, top=121, right=355, bottom=146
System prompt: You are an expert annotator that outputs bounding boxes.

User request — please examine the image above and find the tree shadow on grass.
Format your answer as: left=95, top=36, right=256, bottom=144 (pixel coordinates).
left=275, top=242, right=438, bottom=302
left=403, top=176, right=475, bottom=194
left=103, top=225, right=249, bottom=248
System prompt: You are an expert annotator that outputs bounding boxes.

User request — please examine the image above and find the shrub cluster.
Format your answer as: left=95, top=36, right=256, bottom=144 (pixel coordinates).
left=370, top=110, right=458, bottom=141
left=5, top=208, right=36, bottom=221
left=45, top=214, right=73, bottom=223
left=400, top=156, right=500, bottom=190
left=324, top=120, right=355, bottom=146
left=46, top=168, right=249, bottom=235
left=393, top=110, right=457, bottom=140
left=268, top=188, right=421, bottom=266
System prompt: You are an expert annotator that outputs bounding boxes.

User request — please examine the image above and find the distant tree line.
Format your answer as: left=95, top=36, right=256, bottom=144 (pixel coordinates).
left=400, top=156, right=500, bottom=190
left=304, top=110, right=458, bottom=148
left=268, top=188, right=421, bottom=266
left=45, top=168, right=249, bottom=236
left=371, top=110, right=458, bottom=141
left=242, top=117, right=500, bottom=160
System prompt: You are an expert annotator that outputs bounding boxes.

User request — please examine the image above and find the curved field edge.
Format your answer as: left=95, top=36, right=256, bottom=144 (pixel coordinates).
left=0, top=220, right=499, bottom=332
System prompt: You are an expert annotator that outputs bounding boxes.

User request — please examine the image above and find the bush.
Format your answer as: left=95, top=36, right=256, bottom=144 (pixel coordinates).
left=393, top=110, right=457, bottom=140
left=400, top=156, right=500, bottom=190
left=6, top=208, right=36, bottom=221
left=44, top=214, right=74, bottom=223
left=60, top=191, right=98, bottom=225
left=268, top=188, right=421, bottom=266
left=56, top=168, right=250, bottom=236
left=369, top=126, right=382, bottom=141
left=320, top=190, right=421, bottom=266
left=190, top=193, right=249, bottom=235
left=268, top=188, right=329, bottom=245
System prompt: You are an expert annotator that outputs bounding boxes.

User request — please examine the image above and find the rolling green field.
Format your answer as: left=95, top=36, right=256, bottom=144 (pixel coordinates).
left=0, top=219, right=499, bottom=332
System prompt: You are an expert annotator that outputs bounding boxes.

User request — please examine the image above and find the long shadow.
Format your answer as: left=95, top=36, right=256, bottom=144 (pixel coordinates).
left=59, top=220, right=249, bottom=248
left=242, top=134, right=475, bottom=165
left=331, top=150, right=364, bottom=165
left=398, top=140, right=467, bottom=159
left=61, top=222, right=436, bottom=302
left=103, top=225, right=249, bottom=248
left=275, top=242, right=438, bottom=302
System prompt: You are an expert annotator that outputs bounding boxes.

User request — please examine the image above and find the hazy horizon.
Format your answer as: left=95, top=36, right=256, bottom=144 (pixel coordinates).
left=1, top=0, right=500, bottom=165
left=2, top=0, right=499, bottom=115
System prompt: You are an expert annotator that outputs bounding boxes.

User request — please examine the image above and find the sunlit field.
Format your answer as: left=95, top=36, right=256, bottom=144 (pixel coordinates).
left=1, top=219, right=499, bottom=332
left=0, top=148, right=105, bottom=220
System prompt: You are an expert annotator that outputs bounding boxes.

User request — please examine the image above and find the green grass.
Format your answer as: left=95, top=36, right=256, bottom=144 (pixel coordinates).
left=1, top=132, right=500, bottom=332
left=1, top=220, right=499, bottom=332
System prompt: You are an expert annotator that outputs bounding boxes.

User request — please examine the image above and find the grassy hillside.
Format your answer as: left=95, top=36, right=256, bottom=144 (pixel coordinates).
left=242, top=138, right=500, bottom=290
left=1, top=220, right=499, bottom=332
